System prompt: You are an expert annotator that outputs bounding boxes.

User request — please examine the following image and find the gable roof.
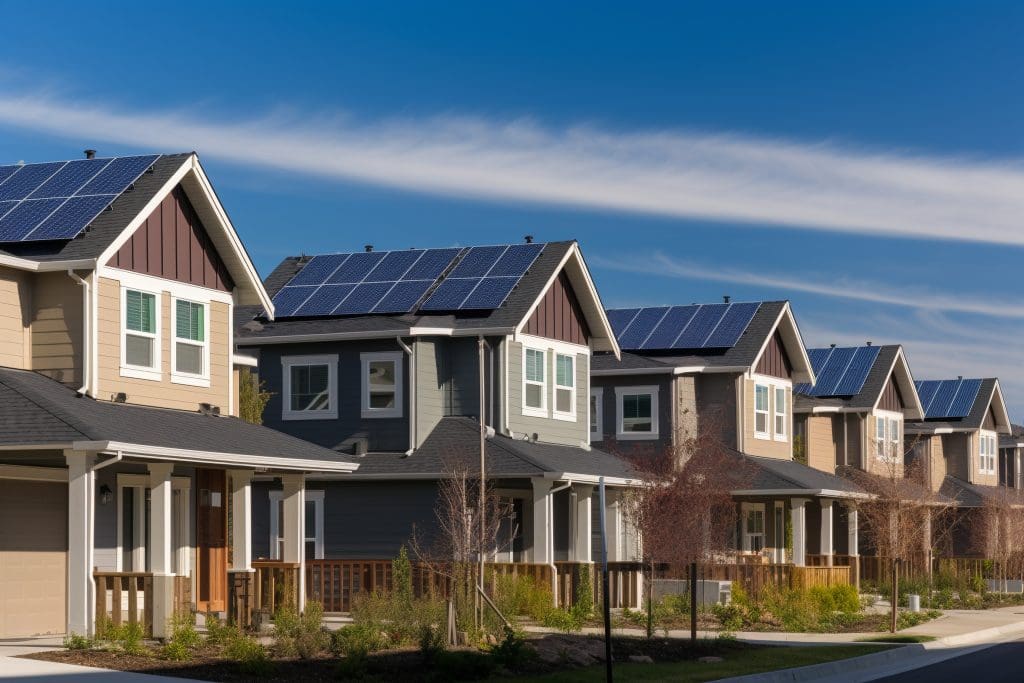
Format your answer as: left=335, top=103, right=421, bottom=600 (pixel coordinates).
left=592, top=300, right=814, bottom=382
left=237, top=240, right=620, bottom=354
left=0, top=367, right=356, bottom=472
left=340, top=416, right=637, bottom=483
left=732, top=453, right=867, bottom=498
left=940, top=476, right=1024, bottom=508
left=793, top=345, right=924, bottom=419
left=906, top=378, right=1011, bottom=434
left=0, top=152, right=271, bottom=311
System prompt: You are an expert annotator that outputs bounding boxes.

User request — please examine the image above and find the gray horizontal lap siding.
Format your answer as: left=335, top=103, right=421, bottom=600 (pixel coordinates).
left=254, top=339, right=411, bottom=453
left=591, top=374, right=674, bottom=460
left=506, top=340, right=589, bottom=447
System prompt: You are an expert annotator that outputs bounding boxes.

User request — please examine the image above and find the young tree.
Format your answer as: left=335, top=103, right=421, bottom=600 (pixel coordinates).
left=238, top=369, right=273, bottom=425
left=970, top=489, right=1024, bottom=592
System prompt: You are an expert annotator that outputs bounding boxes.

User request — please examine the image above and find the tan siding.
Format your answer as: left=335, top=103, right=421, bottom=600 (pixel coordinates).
left=944, top=433, right=970, bottom=481
left=742, top=377, right=791, bottom=459
left=675, top=375, right=698, bottom=443
left=415, top=338, right=444, bottom=447
left=0, top=267, right=30, bottom=369
left=231, top=367, right=241, bottom=418
left=96, top=277, right=231, bottom=411
left=864, top=414, right=904, bottom=478
left=31, top=272, right=83, bottom=387
left=928, top=436, right=946, bottom=492
left=806, top=415, right=837, bottom=473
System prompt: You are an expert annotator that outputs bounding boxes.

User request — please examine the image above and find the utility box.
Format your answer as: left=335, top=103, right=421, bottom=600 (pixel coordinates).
left=652, top=579, right=732, bottom=606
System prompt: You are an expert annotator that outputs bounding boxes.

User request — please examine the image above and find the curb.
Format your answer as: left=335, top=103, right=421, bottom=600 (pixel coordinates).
left=716, top=644, right=928, bottom=683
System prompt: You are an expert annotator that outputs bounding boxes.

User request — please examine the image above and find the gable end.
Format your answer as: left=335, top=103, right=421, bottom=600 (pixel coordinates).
left=107, top=185, right=235, bottom=292
left=879, top=374, right=905, bottom=412
left=755, top=330, right=792, bottom=379
left=523, top=271, right=590, bottom=345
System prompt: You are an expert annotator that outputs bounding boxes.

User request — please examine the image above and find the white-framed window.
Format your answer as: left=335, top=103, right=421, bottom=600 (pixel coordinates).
left=282, top=354, right=338, bottom=420
left=553, top=353, right=576, bottom=420
left=979, top=431, right=997, bottom=475
left=116, top=474, right=190, bottom=574
left=120, top=287, right=161, bottom=381
left=360, top=351, right=403, bottom=418
left=888, top=417, right=900, bottom=460
left=171, top=298, right=210, bottom=386
left=774, top=386, right=787, bottom=442
left=741, top=503, right=766, bottom=553
left=269, top=490, right=325, bottom=560
left=874, top=411, right=903, bottom=461
left=590, top=387, right=604, bottom=442
left=754, top=383, right=770, bottom=438
left=615, top=386, right=659, bottom=440
left=523, top=346, right=547, bottom=416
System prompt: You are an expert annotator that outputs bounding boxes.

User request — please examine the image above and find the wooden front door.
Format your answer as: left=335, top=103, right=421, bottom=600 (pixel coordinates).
left=196, top=469, right=227, bottom=613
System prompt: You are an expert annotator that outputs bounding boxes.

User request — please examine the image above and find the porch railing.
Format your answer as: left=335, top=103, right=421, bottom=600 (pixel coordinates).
left=93, top=571, right=191, bottom=637
left=252, top=561, right=301, bottom=616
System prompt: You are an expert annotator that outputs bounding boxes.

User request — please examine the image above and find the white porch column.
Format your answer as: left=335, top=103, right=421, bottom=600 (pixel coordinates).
left=791, top=498, right=808, bottom=567
left=573, top=485, right=593, bottom=563
left=66, top=451, right=95, bottom=637
left=531, top=479, right=553, bottom=564
left=148, top=463, right=175, bottom=638
left=280, top=473, right=306, bottom=612
left=847, top=504, right=860, bottom=590
left=819, top=499, right=834, bottom=566
left=229, top=470, right=254, bottom=571
left=604, top=491, right=621, bottom=562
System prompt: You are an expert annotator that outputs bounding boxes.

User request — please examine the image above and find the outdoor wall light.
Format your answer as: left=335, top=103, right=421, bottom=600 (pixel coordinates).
left=99, top=484, right=113, bottom=505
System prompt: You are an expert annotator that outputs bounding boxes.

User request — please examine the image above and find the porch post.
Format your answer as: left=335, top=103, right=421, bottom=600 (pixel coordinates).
left=228, top=470, right=255, bottom=627
left=573, top=484, right=593, bottom=563
left=66, top=451, right=96, bottom=637
left=604, top=491, right=621, bottom=562
left=280, top=473, right=306, bottom=612
left=791, top=498, right=808, bottom=567
left=531, top=479, right=552, bottom=564
left=149, top=463, right=175, bottom=638
left=847, top=504, right=860, bottom=590
left=819, top=499, right=834, bottom=566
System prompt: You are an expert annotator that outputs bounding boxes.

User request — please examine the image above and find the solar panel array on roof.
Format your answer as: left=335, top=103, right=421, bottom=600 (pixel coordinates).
left=271, top=242, right=544, bottom=317
left=794, top=345, right=881, bottom=397
left=605, top=302, right=761, bottom=351
left=0, top=155, right=160, bottom=242
left=915, top=378, right=982, bottom=419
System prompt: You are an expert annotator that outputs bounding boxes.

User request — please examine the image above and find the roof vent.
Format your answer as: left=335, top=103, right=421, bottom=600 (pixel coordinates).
left=958, top=375, right=963, bottom=380
left=352, top=438, right=369, bottom=456
left=723, top=295, right=731, bottom=304
left=364, top=244, right=374, bottom=252
left=866, top=341, right=872, bottom=346
left=530, top=432, right=539, bottom=443
left=84, top=149, right=96, bottom=160
left=830, top=343, right=836, bottom=348
left=524, top=235, right=534, bottom=244
left=198, top=402, right=221, bottom=416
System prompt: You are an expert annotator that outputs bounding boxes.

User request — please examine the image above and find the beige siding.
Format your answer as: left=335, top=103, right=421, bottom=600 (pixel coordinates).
left=944, top=433, right=970, bottom=481
left=0, top=266, right=30, bottom=369
left=927, top=435, right=946, bottom=492
left=742, top=377, right=791, bottom=459
left=674, top=375, right=698, bottom=444
left=96, top=277, right=231, bottom=412
left=31, top=271, right=83, bottom=387
left=864, top=414, right=904, bottom=478
left=972, top=432, right=999, bottom=487
left=507, top=340, right=588, bottom=447
left=806, top=415, right=837, bottom=473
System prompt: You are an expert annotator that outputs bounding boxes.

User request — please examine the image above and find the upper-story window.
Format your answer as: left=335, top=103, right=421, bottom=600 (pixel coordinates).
left=121, top=287, right=160, bottom=380
left=361, top=351, right=403, bottom=418
left=282, top=354, right=337, bottom=420
left=523, top=347, right=547, bottom=416
left=590, top=388, right=604, bottom=442
left=553, top=353, right=576, bottom=420
left=615, top=386, right=658, bottom=440
left=753, top=378, right=789, bottom=442
left=874, top=412, right=902, bottom=461
left=773, top=386, right=787, bottom=441
left=172, top=298, right=209, bottom=385
left=754, top=384, right=770, bottom=438
left=979, top=431, right=997, bottom=475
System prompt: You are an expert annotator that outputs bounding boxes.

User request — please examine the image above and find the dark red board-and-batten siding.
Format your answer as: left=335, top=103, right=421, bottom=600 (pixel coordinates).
left=878, top=375, right=906, bottom=412
left=755, top=331, right=792, bottom=380
left=108, top=186, right=234, bottom=292
left=523, top=271, right=591, bottom=346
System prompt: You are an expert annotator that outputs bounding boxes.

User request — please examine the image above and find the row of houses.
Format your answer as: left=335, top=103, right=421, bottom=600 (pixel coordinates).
left=0, top=151, right=1017, bottom=639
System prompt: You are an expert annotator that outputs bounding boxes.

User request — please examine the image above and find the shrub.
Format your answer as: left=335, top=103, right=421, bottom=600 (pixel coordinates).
left=167, top=612, right=201, bottom=649
left=64, top=633, right=93, bottom=651
left=489, top=628, right=532, bottom=671
left=225, top=633, right=273, bottom=676
left=540, top=606, right=583, bottom=633
left=573, top=565, right=594, bottom=621
left=274, top=600, right=330, bottom=659
left=162, top=640, right=191, bottom=661
left=419, top=623, right=446, bottom=662
left=393, top=546, right=414, bottom=611
left=351, top=590, right=447, bottom=647
left=331, top=623, right=387, bottom=657
left=712, top=602, right=745, bottom=631
left=115, top=622, right=147, bottom=656
left=204, top=613, right=242, bottom=647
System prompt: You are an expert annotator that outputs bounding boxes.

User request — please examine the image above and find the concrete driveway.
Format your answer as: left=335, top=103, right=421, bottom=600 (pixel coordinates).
left=0, top=637, right=194, bottom=682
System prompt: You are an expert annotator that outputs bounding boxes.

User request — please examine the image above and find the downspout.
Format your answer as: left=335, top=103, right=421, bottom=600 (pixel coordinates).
left=548, top=480, right=573, bottom=605
left=397, top=337, right=415, bottom=456
left=67, top=270, right=91, bottom=396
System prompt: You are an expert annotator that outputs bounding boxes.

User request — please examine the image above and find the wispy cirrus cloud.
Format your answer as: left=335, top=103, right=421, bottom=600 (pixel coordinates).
left=1, top=90, right=1024, bottom=245
left=592, top=252, right=1024, bottom=319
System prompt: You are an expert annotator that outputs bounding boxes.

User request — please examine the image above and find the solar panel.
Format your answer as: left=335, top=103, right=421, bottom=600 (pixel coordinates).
left=946, top=378, right=982, bottom=419
left=813, top=346, right=857, bottom=396
left=606, top=309, right=640, bottom=339
left=288, top=254, right=350, bottom=286
left=373, top=280, right=433, bottom=313
left=641, top=306, right=698, bottom=350
left=831, top=345, right=881, bottom=396
left=0, top=154, right=159, bottom=243
left=404, top=248, right=462, bottom=280
left=419, top=277, right=480, bottom=311
left=327, top=251, right=386, bottom=284
left=673, top=303, right=729, bottom=348
left=916, top=378, right=983, bottom=419
left=271, top=286, right=318, bottom=317
left=448, top=245, right=509, bottom=278
left=703, top=302, right=760, bottom=348
left=294, top=284, right=355, bottom=316
left=915, top=381, right=940, bottom=415
left=334, top=282, right=395, bottom=315
left=462, top=276, right=519, bottom=309
left=365, top=250, right=424, bottom=282
left=618, top=307, right=670, bottom=349
left=928, top=380, right=961, bottom=419
left=488, top=243, right=544, bottom=277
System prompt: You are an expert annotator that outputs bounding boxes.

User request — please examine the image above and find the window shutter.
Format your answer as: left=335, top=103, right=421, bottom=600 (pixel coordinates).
left=176, top=301, right=190, bottom=339
left=126, top=290, right=141, bottom=331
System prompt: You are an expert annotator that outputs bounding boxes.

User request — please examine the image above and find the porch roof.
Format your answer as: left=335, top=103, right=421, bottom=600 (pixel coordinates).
left=342, top=416, right=640, bottom=485
left=0, top=367, right=358, bottom=472
left=940, top=476, right=1024, bottom=508
left=733, top=454, right=868, bottom=498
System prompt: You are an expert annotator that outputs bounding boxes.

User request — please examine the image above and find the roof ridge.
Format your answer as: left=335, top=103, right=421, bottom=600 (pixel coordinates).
left=0, top=369, right=91, bottom=440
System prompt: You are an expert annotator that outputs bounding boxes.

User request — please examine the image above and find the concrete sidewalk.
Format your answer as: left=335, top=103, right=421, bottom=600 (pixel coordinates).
left=0, top=656, right=193, bottom=682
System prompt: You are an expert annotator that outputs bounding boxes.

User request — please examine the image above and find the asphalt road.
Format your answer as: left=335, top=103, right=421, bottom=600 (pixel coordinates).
left=876, top=639, right=1024, bottom=682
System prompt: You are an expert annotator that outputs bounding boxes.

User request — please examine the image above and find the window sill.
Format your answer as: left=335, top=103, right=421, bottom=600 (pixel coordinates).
left=283, top=410, right=338, bottom=421
left=522, top=407, right=548, bottom=419
left=171, top=372, right=211, bottom=388
left=615, top=432, right=659, bottom=441
left=552, top=411, right=577, bottom=423
left=773, top=435, right=788, bottom=443
left=120, top=366, right=161, bottom=382
left=361, top=409, right=403, bottom=419
left=753, top=432, right=770, bottom=441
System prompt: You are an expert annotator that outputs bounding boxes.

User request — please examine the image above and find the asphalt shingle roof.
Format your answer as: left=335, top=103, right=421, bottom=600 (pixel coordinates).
left=793, top=345, right=902, bottom=413
left=740, top=454, right=866, bottom=496
left=350, top=416, right=636, bottom=480
left=906, top=378, right=998, bottom=432
left=0, top=367, right=355, bottom=467
left=940, top=476, right=1024, bottom=508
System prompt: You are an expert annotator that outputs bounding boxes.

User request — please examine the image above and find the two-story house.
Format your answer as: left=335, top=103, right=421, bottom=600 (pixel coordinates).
left=234, top=240, right=643, bottom=608
left=907, top=377, right=1015, bottom=555
left=999, top=436, right=1022, bottom=491
left=0, top=152, right=354, bottom=639
left=592, top=300, right=866, bottom=568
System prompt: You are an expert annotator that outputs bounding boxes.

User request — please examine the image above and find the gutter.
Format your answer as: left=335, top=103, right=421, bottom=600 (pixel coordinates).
left=590, top=364, right=748, bottom=377
left=66, top=269, right=91, bottom=396
left=730, top=487, right=872, bottom=500
left=71, top=440, right=360, bottom=473
left=396, top=336, right=416, bottom=455
left=0, top=255, right=95, bottom=273
left=236, top=326, right=517, bottom=346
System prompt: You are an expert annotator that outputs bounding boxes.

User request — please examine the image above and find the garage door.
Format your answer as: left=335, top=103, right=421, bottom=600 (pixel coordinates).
left=0, top=479, right=67, bottom=637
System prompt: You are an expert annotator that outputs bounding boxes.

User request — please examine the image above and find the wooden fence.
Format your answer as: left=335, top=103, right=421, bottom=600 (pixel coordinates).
left=93, top=571, right=190, bottom=637
left=657, top=562, right=853, bottom=598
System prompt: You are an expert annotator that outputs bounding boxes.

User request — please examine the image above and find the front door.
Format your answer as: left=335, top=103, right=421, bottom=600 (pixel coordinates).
left=196, top=469, right=227, bottom=613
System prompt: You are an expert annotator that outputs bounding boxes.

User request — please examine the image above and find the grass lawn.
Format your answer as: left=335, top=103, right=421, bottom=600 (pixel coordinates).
left=513, top=644, right=893, bottom=682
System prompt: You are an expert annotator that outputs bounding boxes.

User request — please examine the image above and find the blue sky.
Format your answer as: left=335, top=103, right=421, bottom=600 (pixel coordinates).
left=1, top=2, right=1023, bottom=416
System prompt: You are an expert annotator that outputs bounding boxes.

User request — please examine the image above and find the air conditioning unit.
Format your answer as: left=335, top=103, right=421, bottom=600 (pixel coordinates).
left=652, top=579, right=732, bottom=606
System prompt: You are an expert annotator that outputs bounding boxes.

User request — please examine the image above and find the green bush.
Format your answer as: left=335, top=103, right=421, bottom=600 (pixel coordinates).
left=225, top=633, right=273, bottom=676
left=573, top=565, right=594, bottom=621
left=419, top=623, right=446, bottom=662
left=351, top=590, right=447, bottom=647
left=274, top=600, right=330, bottom=659
left=330, top=623, right=387, bottom=658
left=162, top=640, right=191, bottom=661
left=63, top=633, right=93, bottom=651
left=203, top=613, right=243, bottom=647
left=393, top=546, right=414, bottom=611
left=115, top=622, right=147, bottom=656
left=540, top=606, right=583, bottom=633
left=712, top=603, right=745, bottom=631
left=489, top=628, right=532, bottom=671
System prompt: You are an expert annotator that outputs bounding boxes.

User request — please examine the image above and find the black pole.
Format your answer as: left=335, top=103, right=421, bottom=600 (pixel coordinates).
left=690, top=561, right=698, bottom=642
left=598, top=478, right=613, bottom=683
